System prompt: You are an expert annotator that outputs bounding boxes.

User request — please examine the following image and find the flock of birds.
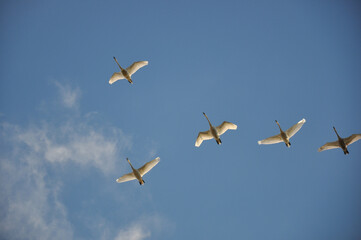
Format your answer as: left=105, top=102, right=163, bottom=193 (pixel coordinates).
left=110, top=57, right=361, bottom=185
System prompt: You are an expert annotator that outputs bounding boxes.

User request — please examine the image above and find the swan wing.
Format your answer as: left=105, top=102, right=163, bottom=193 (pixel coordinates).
left=344, top=134, right=361, bottom=146
left=286, top=118, right=306, bottom=138
left=318, top=141, right=340, bottom=152
left=258, top=134, right=283, bottom=145
left=116, top=172, right=136, bottom=183
left=216, top=121, right=237, bottom=136
left=195, top=130, right=213, bottom=147
left=109, top=72, right=125, bottom=84
left=138, top=157, right=160, bottom=176
left=126, top=61, right=148, bottom=76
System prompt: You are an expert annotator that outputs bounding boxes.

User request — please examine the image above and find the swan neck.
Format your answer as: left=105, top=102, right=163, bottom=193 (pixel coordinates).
left=113, top=57, right=123, bottom=70
left=127, top=158, right=134, bottom=170
left=276, top=121, right=282, bottom=132
left=333, top=127, right=340, bottom=138
left=203, top=113, right=212, bottom=128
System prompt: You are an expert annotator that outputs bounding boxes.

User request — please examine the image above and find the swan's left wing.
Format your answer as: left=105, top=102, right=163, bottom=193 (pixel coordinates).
left=318, top=141, right=340, bottom=152
left=116, top=172, right=136, bottom=183
left=138, top=157, right=160, bottom=176
left=286, top=118, right=306, bottom=138
left=126, top=61, right=148, bottom=76
left=258, top=134, right=283, bottom=145
left=216, top=121, right=237, bottom=136
left=195, top=130, right=213, bottom=147
left=109, top=72, right=125, bottom=84
left=344, top=134, right=361, bottom=146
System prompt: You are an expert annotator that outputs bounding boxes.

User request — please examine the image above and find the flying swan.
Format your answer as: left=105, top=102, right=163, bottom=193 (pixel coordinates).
left=116, top=157, right=160, bottom=185
left=258, top=119, right=306, bottom=147
left=195, top=112, right=237, bottom=147
left=109, top=57, right=148, bottom=84
left=318, top=127, right=361, bottom=155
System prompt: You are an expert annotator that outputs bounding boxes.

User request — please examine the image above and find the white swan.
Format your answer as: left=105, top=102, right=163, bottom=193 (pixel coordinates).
left=318, top=127, right=361, bottom=155
left=258, top=118, right=306, bottom=147
left=195, top=112, right=237, bottom=147
left=116, top=157, right=160, bottom=185
left=109, top=57, right=148, bottom=84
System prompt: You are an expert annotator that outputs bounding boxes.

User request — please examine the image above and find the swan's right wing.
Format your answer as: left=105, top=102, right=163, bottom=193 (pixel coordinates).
left=138, top=157, right=160, bottom=176
left=126, top=61, right=148, bottom=76
left=344, top=134, right=361, bottom=146
left=109, top=72, right=125, bottom=84
left=116, top=172, right=136, bottom=183
left=216, top=121, right=237, bottom=136
left=286, top=118, right=306, bottom=138
left=195, top=130, right=213, bottom=147
left=258, top=134, right=283, bottom=145
left=318, top=141, right=340, bottom=152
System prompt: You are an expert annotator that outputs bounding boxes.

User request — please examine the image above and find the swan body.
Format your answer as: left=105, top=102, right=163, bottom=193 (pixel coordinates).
left=109, top=57, right=148, bottom=85
left=195, top=112, right=237, bottom=147
left=258, top=118, right=306, bottom=147
left=116, top=157, right=160, bottom=185
left=318, top=127, right=361, bottom=155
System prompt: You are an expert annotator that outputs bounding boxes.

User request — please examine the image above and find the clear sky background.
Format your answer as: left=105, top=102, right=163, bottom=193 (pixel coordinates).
left=1, top=0, right=361, bottom=239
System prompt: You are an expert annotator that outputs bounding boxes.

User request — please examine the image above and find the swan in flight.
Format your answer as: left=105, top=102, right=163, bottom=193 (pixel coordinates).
left=318, top=127, right=361, bottom=155
left=109, top=57, right=148, bottom=85
left=195, top=112, right=237, bottom=147
left=116, top=157, right=160, bottom=185
left=258, top=118, right=306, bottom=147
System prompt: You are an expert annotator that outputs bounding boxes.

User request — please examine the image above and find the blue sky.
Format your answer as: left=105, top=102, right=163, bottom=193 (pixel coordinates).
left=1, top=0, right=361, bottom=239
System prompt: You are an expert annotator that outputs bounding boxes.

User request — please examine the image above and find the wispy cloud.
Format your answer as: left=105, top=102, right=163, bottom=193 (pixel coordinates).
left=14, top=121, right=131, bottom=174
left=0, top=123, right=74, bottom=240
left=114, top=224, right=151, bottom=240
left=114, top=215, right=172, bottom=240
left=0, top=117, right=132, bottom=239
left=0, top=82, right=169, bottom=240
left=54, top=81, right=81, bottom=109
left=0, top=82, right=131, bottom=239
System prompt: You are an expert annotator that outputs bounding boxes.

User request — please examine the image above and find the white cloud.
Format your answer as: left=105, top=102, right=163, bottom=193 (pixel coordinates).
left=54, top=81, right=81, bottom=109
left=114, top=215, right=171, bottom=240
left=114, top=224, right=151, bottom=240
left=14, top=121, right=131, bottom=174
left=0, top=124, right=74, bottom=240
left=0, top=122, right=130, bottom=239
left=0, top=117, right=132, bottom=239
left=0, top=82, right=169, bottom=240
left=0, top=82, right=132, bottom=239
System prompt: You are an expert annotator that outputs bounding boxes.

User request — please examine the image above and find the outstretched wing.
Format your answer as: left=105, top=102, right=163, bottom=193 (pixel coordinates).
left=138, top=157, right=160, bottom=176
left=116, top=172, right=136, bottom=183
left=286, top=118, right=306, bottom=138
left=216, top=121, right=237, bottom=136
left=344, top=134, right=361, bottom=146
left=258, top=134, right=283, bottom=145
left=195, top=130, right=213, bottom=147
left=109, top=72, right=125, bottom=84
left=126, top=61, right=148, bottom=76
left=318, top=141, right=340, bottom=152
